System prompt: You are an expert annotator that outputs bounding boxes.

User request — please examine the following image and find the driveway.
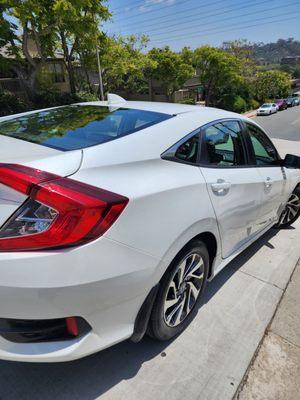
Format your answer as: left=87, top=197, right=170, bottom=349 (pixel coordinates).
left=0, top=116, right=300, bottom=400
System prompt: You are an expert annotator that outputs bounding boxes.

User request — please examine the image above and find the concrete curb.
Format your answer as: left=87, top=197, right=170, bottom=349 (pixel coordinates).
left=235, top=258, right=300, bottom=400
left=243, top=110, right=257, bottom=119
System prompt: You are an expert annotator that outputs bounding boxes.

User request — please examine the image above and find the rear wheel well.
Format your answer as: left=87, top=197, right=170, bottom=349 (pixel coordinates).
left=131, top=231, right=218, bottom=342
left=185, top=232, right=217, bottom=279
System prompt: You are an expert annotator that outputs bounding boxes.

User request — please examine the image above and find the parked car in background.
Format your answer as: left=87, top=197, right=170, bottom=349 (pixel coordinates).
left=286, top=97, right=298, bottom=107
left=257, top=103, right=278, bottom=115
left=293, top=97, right=300, bottom=106
left=274, top=99, right=288, bottom=111
left=0, top=95, right=299, bottom=362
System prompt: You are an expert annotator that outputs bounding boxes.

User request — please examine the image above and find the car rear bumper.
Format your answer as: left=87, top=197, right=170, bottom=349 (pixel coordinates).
left=0, top=237, right=161, bottom=362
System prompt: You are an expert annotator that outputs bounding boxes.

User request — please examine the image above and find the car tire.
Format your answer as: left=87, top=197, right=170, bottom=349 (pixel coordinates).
left=275, top=187, right=300, bottom=228
left=148, top=240, right=209, bottom=341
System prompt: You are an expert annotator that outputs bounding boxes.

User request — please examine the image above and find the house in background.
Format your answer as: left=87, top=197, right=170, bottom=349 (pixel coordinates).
left=150, top=68, right=203, bottom=103
left=281, top=56, right=300, bottom=65
left=0, top=37, right=70, bottom=97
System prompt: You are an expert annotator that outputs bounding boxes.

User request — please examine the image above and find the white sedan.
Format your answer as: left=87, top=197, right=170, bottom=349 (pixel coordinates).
left=0, top=94, right=299, bottom=362
left=257, top=103, right=278, bottom=115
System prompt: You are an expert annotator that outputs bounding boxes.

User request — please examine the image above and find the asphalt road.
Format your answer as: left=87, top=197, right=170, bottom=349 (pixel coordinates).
left=253, top=105, right=300, bottom=141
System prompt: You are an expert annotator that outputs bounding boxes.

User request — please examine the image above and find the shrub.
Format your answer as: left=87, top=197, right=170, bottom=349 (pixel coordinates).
left=0, top=91, right=29, bottom=117
left=0, top=90, right=100, bottom=117
left=75, top=91, right=99, bottom=102
left=176, top=98, right=195, bottom=105
left=33, top=90, right=99, bottom=109
left=219, top=94, right=247, bottom=113
left=232, top=96, right=247, bottom=113
left=248, top=99, right=260, bottom=110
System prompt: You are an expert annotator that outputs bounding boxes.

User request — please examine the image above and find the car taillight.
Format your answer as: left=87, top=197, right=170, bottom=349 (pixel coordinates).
left=0, top=164, right=128, bottom=251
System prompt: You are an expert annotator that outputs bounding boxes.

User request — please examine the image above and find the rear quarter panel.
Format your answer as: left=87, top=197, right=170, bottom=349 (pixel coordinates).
left=71, top=158, right=220, bottom=280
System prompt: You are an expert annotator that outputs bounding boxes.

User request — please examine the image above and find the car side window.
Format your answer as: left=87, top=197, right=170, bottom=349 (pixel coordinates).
left=175, top=133, right=199, bottom=164
left=246, top=123, right=279, bottom=166
left=201, top=120, right=246, bottom=166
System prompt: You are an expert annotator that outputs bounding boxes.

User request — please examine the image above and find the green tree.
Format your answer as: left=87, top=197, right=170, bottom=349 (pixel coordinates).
left=253, top=70, right=291, bottom=102
left=52, top=0, right=110, bottom=93
left=99, top=35, right=154, bottom=94
left=146, top=47, right=194, bottom=101
left=0, top=3, right=19, bottom=75
left=222, top=39, right=257, bottom=78
left=1, top=0, right=110, bottom=94
left=181, top=46, right=194, bottom=65
left=193, top=46, right=243, bottom=106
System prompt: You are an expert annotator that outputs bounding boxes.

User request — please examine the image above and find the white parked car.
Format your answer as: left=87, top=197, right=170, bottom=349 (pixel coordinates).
left=0, top=95, right=299, bottom=362
left=257, top=103, right=278, bottom=115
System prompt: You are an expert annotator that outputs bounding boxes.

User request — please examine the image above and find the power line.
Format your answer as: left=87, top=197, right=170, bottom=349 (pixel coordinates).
left=113, top=0, right=193, bottom=21
left=112, top=0, right=186, bottom=16
left=149, top=14, right=300, bottom=44
left=111, top=0, right=276, bottom=30
left=140, top=2, right=299, bottom=38
left=112, top=0, right=149, bottom=13
left=126, top=0, right=290, bottom=36
left=115, top=0, right=226, bottom=29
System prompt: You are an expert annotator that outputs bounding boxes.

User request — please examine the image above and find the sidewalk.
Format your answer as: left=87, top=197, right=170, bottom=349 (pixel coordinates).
left=235, top=259, right=300, bottom=400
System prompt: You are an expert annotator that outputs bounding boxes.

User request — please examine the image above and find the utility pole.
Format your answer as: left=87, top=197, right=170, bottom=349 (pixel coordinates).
left=96, top=45, right=104, bottom=101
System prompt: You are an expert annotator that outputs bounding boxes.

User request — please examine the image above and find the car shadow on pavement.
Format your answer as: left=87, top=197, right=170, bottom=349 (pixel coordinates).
left=201, top=227, right=283, bottom=304
left=0, top=228, right=283, bottom=400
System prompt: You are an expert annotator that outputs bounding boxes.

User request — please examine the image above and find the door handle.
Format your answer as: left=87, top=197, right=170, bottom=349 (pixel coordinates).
left=264, top=177, right=272, bottom=188
left=211, top=179, right=231, bottom=195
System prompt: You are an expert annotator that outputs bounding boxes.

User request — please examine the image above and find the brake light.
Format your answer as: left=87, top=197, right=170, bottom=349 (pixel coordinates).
left=0, top=164, right=128, bottom=251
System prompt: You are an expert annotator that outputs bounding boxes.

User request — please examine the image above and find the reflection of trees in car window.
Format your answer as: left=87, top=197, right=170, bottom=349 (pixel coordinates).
left=0, top=106, right=171, bottom=151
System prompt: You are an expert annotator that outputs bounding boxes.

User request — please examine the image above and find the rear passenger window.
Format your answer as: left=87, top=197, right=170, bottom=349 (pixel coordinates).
left=202, top=120, right=246, bottom=166
left=246, top=123, right=279, bottom=166
left=175, top=134, right=199, bottom=164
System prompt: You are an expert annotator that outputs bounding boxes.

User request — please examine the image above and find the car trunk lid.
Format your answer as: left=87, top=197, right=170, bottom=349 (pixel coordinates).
left=0, top=136, right=83, bottom=227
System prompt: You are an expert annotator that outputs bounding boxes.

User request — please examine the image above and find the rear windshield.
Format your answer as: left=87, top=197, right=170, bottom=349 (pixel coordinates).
left=0, top=105, right=172, bottom=151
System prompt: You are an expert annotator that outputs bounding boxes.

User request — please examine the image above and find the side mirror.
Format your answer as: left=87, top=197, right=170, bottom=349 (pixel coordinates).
left=282, top=153, right=300, bottom=168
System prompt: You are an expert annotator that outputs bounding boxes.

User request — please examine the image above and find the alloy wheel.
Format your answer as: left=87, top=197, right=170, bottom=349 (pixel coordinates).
left=163, top=253, right=205, bottom=327
left=279, top=193, right=300, bottom=225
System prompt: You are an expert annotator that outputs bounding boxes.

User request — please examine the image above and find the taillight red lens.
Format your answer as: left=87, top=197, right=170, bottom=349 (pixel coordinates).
left=0, top=164, right=128, bottom=251
left=0, top=163, right=59, bottom=195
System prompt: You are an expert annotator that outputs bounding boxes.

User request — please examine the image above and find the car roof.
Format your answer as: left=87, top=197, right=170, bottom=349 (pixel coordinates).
left=76, top=100, right=205, bottom=115
left=74, top=99, right=255, bottom=134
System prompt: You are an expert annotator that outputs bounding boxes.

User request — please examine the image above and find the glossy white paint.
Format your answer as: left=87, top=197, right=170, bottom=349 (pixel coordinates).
left=256, top=166, right=288, bottom=228
left=0, top=99, right=299, bottom=362
left=199, top=167, right=264, bottom=258
left=0, top=134, right=83, bottom=176
left=256, top=103, right=278, bottom=116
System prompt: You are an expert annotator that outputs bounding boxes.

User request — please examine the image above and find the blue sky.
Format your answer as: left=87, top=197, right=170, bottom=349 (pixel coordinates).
left=104, top=0, right=300, bottom=50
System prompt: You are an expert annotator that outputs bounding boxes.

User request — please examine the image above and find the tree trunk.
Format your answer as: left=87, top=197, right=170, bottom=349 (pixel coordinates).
left=66, top=59, right=76, bottom=94
left=18, top=22, right=38, bottom=99
left=60, top=31, right=76, bottom=94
